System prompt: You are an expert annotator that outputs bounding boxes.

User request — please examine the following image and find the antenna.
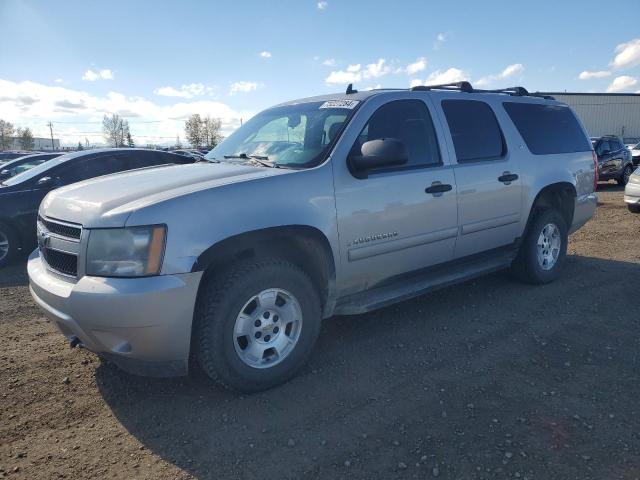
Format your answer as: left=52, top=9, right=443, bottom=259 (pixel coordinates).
left=346, top=83, right=358, bottom=95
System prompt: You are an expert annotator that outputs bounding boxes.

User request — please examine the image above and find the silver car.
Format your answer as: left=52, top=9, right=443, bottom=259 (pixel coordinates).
left=624, top=167, right=640, bottom=213
left=28, top=83, right=597, bottom=391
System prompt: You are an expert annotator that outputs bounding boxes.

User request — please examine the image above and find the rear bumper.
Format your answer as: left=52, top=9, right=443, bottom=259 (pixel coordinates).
left=28, top=250, right=202, bottom=377
left=570, top=192, right=597, bottom=234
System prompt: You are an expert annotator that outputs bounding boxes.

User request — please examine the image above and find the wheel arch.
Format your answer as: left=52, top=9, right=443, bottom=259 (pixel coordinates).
left=522, top=182, right=577, bottom=241
left=192, top=225, right=337, bottom=318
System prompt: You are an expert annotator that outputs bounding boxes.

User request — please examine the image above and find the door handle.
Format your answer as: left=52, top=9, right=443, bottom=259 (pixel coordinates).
left=425, top=182, right=453, bottom=195
left=498, top=172, right=519, bottom=184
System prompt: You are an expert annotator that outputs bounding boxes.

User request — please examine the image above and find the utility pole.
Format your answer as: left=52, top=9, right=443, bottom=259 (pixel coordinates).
left=47, top=122, right=55, bottom=151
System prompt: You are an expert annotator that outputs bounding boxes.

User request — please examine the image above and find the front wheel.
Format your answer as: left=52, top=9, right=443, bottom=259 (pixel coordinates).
left=618, top=165, right=633, bottom=186
left=512, top=209, right=568, bottom=285
left=0, top=221, right=19, bottom=269
left=194, top=258, right=322, bottom=392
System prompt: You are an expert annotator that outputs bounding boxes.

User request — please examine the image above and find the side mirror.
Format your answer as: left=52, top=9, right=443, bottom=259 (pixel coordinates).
left=349, top=138, right=408, bottom=177
left=36, top=176, right=58, bottom=187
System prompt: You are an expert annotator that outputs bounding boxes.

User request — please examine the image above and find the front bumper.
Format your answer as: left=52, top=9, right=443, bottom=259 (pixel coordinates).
left=28, top=250, right=202, bottom=377
left=624, top=181, right=640, bottom=205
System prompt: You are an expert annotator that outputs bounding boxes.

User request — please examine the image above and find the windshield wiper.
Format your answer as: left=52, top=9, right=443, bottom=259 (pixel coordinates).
left=223, top=153, right=278, bottom=168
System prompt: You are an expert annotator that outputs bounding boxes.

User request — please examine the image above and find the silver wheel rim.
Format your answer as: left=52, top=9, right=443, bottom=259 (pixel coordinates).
left=536, top=223, right=561, bottom=271
left=233, top=288, right=303, bottom=369
left=0, top=231, right=9, bottom=262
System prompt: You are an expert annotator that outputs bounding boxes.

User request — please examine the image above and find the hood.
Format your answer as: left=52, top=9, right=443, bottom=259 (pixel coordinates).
left=40, top=162, right=291, bottom=227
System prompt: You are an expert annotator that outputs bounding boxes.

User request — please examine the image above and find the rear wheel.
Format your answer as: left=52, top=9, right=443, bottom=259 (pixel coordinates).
left=0, top=221, right=18, bottom=269
left=512, top=209, right=568, bottom=284
left=618, top=165, right=633, bottom=186
left=195, top=257, right=322, bottom=392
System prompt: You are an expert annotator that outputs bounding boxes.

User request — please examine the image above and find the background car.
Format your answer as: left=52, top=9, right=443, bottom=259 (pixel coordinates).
left=171, top=149, right=205, bottom=160
left=624, top=167, right=640, bottom=213
left=629, top=141, right=640, bottom=166
left=0, top=152, right=64, bottom=180
left=0, top=151, right=35, bottom=163
left=593, top=135, right=634, bottom=185
left=0, top=148, right=195, bottom=267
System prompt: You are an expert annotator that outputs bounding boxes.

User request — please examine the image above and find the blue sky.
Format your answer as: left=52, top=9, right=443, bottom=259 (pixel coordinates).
left=1, top=0, right=639, bottom=146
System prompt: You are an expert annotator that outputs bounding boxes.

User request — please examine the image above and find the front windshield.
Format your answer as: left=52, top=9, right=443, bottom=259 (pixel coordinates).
left=205, top=100, right=358, bottom=168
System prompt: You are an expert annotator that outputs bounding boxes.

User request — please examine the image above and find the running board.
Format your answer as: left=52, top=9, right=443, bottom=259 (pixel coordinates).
left=334, top=247, right=516, bottom=315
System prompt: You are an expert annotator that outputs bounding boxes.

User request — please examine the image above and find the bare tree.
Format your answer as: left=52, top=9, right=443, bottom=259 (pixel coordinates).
left=0, top=119, right=15, bottom=150
left=102, top=114, right=132, bottom=147
left=18, top=127, right=35, bottom=150
left=203, top=116, right=222, bottom=149
left=184, top=114, right=204, bottom=148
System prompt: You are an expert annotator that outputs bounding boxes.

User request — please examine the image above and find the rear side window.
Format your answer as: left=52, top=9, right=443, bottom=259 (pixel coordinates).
left=503, top=102, right=591, bottom=155
left=441, top=100, right=505, bottom=162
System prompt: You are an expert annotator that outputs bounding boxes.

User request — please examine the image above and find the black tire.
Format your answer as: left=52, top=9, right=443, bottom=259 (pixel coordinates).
left=511, top=209, right=568, bottom=285
left=194, top=257, right=322, bottom=393
left=617, top=165, right=633, bottom=186
left=0, top=221, right=19, bottom=269
left=628, top=204, right=640, bottom=214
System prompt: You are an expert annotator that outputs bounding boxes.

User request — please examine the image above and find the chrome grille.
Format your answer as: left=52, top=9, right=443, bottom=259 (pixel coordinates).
left=38, top=216, right=81, bottom=240
left=37, top=216, right=82, bottom=278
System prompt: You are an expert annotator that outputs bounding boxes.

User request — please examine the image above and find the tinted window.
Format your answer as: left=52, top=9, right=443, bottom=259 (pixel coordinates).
left=503, top=102, right=591, bottom=155
left=596, top=140, right=612, bottom=156
left=609, top=138, right=621, bottom=151
left=442, top=100, right=505, bottom=162
left=353, top=100, right=441, bottom=169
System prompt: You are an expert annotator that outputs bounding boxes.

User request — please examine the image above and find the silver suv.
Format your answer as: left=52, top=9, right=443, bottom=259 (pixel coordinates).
left=28, top=83, right=597, bottom=392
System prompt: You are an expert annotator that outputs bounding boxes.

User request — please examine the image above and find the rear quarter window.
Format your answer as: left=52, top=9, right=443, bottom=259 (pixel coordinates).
left=503, top=102, right=591, bottom=155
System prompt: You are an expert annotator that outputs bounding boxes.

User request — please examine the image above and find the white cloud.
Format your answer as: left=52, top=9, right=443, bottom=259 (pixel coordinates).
left=405, top=57, right=427, bottom=75
left=54, top=78, right=63, bottom=83
left=410, top=68, right=468, bottom=87
left=0, top=78, right=251, bottom=145
left=154, top=83, right=216, bottom=99
left=317, top=1, right=328, bottom=10
left=578, top=70, right=611, bottom=80
left=229, top=81, right=259, bottom=94
left=606, top=75, right=638, bottom=92
left=475, top=63, right=523, bottom=86
left=433, top=32, right=449, bottom=50
left=325, top=59, right=391, bottom=85
left=364, top=84, right=382, bottom=91
left=260, top=51, right=272, bottom=58
left=322, top=58, right=336, bottom=67
left=82, top=69, right=114, bottom=81
left=611, top=38, right=640, bottom=70
left=426, top=67, right=468, bottom=85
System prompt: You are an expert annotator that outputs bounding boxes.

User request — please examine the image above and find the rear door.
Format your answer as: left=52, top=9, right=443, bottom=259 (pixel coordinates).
left=437, top=98, right=523, bottom=259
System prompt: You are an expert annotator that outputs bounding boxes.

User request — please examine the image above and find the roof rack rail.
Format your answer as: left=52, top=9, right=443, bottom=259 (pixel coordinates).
left=410, top=81, right=474, bottom=93
left=477, top=86, right=530, bottom=96
left=531, top=92, right=556, bottom=100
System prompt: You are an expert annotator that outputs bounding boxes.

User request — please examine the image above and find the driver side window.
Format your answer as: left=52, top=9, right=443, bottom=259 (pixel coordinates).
left=351, top=99, right=442, bottom=170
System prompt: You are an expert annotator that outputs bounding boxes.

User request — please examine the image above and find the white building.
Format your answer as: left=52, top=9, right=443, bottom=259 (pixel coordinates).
left=8, top=136, right=60, bottom=151
left=541, top=92, right=640, bottom=143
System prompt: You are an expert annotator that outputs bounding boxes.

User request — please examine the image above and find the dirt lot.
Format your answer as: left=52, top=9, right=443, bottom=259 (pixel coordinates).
left=1, top=184, right=639, bottom=480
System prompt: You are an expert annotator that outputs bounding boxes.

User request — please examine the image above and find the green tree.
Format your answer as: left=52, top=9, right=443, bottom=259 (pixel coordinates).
left=102, top=114, right=133, bottom=147
left=18, top=127, right=35, bottom=151
left=126, top=130, right=134, bottom=148
left=77, top=141, right=84, bottom=151
left=203, top=116, right=222, bottom=149
left=0, top=119, right=15, bottom=150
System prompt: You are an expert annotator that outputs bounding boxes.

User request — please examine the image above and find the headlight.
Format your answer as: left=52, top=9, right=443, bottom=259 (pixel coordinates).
left=86, top=225, right=166, bottom=277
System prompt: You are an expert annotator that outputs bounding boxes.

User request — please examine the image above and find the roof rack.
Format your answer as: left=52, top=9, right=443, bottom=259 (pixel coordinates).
left=410, top=81, right=474, bottom=93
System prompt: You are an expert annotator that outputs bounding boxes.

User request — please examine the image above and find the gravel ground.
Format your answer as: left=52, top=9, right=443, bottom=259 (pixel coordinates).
left=1, top=184, right=639, bottom=480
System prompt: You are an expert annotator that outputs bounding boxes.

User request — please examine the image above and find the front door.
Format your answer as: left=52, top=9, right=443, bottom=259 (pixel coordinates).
left=332, top=96, right=458, bottom=295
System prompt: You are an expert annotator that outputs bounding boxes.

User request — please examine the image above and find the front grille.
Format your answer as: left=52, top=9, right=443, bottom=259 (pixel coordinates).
left=38, top=216, right=82, bottom=277
left=38, top=216, right=81, bottom=240
left=42, top=249, right=78, bottom=276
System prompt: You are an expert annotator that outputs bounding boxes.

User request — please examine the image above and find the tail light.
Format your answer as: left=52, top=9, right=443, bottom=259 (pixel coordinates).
left=592, top=150, right=599, bottom=191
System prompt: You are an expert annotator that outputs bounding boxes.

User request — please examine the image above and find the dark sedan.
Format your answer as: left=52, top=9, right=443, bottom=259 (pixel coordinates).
left=0, top=148, right=194, bottom=267
left=593, top=135, right=634, bottom=186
